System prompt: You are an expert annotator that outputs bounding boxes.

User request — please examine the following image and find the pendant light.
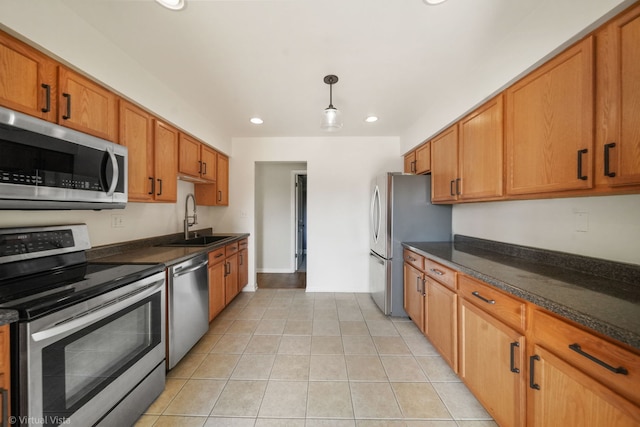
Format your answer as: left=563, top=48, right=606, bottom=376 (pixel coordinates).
left=155, top=0, right=185, bottom=11
left=321, top=75, right=343, bottom=131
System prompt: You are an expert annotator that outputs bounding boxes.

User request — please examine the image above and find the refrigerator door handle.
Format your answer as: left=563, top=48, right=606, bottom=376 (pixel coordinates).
left=370, top=251, right=385, bottom=265
left=371, top=185, right=381, bottom=243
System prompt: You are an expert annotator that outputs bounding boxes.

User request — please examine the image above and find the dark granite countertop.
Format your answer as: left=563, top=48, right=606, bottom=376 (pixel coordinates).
left=0, top=308, right=18, bottom=326
left=403, top=236, right=640, bottom=351
left=90, top=232, right=249, bottom=267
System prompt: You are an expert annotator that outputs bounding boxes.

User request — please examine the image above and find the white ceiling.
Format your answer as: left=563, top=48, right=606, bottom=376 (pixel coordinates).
left=56, top=0, right=619, bottom=139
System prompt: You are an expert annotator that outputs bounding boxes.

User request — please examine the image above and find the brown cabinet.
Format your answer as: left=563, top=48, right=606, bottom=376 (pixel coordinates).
left=404, top=143, right=431, bottom=175
left=195, top=152, right=229, bottom=206
left=431, top=125, right=459, bottom=202
left=58, top=66, right=118, bottom=141
left=505, top=37, right=594, bottom=196
left=403, top=258, right=425, bottom=334
left=458, top=275, right=526, bottom=427
left=425, top=277, right=457, bottom=370
left=224, top=251, right=239, bottom=305
left=119, top=100, right=178, bottom=202
left=404, top=151, right=416, bottom=174
left=179, top=133, right=217, bottom=182
left=0, top=324, right=10, bottom=423
left=208, top=247, right=226, bottom=322
left=0, top=31, right=57, bottom=121
left=238, top=238, right=248, bottom=291
left=595, top=4, right=640, bottom=188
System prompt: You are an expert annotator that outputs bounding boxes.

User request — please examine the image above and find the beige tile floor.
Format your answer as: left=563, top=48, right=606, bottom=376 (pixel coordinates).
left=136, top=289, right=497, bottom=427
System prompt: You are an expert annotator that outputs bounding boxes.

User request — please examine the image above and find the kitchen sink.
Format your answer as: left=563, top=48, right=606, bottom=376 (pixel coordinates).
left=161, top=235, right=233, bottom=247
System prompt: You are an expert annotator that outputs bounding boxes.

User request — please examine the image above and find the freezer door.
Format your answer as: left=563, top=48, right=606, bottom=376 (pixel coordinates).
left=370, top=174, right=389, bottom=258
left=369, top=251, right=390, bottom=315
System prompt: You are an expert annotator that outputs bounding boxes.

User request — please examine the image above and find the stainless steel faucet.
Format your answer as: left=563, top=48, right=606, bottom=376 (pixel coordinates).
left=184, top=193, right=197, bottom=239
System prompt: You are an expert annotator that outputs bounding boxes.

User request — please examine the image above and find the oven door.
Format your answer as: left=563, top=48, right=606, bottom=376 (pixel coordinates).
left=16, top=272, right=165, bottom=427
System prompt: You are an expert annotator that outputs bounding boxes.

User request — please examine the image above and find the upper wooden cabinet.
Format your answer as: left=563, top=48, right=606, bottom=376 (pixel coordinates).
left=119, top=102, right=178, bottom=202
left=458, top=95, right=504, bottom=201
left=404, top=150, right=416, bottom=174
left=58, top=66, right=118, bottom=141
left=505, top=37, right=594, bottom=196
left=200, top=144, right=217, bottom=182
left=179, top=133, right=217, bottom=182
left=0, top=31, right=57, bottom=121
left=404, top=143, right=431, bottom=175
left=431, top=125, right=459, bottom=202
left=595, top=4, right=640, bottom=188
left=216, top=153, right=229, bottom=205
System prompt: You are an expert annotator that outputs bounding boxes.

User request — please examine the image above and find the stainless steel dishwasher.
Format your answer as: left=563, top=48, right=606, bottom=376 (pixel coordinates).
left=167, top=253, right=209, bottom=369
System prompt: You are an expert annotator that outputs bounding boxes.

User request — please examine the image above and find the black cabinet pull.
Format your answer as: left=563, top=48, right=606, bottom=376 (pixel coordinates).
left=510, top=342, right=520, bottom=373
left=41, top=83, right=51, bottom=113
left=450, top=180, right=455, bottom=196
left=411, top=160, right=416, bottom=173
left=157, top=178, right=162, bottom=196
left=203, top=162, right=207, bottom=175
left=239, top=254, right=244, bottom=265
left=416, top=276, right=421, bottom=293
left=214, top=253, right=224, bottom=259
left=62, top=93, right=71, bottom=120
left=604, top=142, right=616, bottom=177
left=198, top=160, right=202, bottom=174
left=529, top=355, right=541, bottom=390
left=569, top=343, right=628, bottom=375
left=148, top=177, right=154, bottom=195
left=577, top=149, right=588, bottom=180
left=218, top=190, right=222, bottom=202
left=471, top=291, right=495, bottom=304
left=455, top=178, right=461, bottom=195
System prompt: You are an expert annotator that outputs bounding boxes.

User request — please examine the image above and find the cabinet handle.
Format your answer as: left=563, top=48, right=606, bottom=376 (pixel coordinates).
left=41, top=83, right=51, bottom=113
left=224, top=261, right=230, bottom=276
left=406, top=255, right=416, bottom=262
left=429, top=268, right=444, bottom=276
left=157, top=178, right=162, bottom=196
left=203, top=162, right=207, bottom=175
left=455, top=178, right=461, bottom=195
left=411, top=160, right=416, bottom=173
left=471, top=291, right=495, bottom=304
left=218, top=190, right=222, bottom=202
left=62, top=93, right=72, bottom=120
left=577, top=149, right=588, bottom=181
left=198, top=160, right=202, bottom=174
left=148, top=177, right=154, bottom=195
left=568, top=343, right=628, bottom=375
left=604, top=143, right=616, bottom=178
left=510, top=342, right=520, bottom=373
left=239, top=254, right=243, bottom=265
left=214, top=253, right=224, bottom=259
left=416, top=276, right=421, bottom=293
left=450, top=180, right=455, bottom=196
left=529, top=355, right=541, bottom=390
left=0, top=387, right=7, bottom=427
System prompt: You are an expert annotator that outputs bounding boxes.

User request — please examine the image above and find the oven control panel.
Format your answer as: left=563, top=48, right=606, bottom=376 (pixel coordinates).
left=0, top=229, right=75, bottom=257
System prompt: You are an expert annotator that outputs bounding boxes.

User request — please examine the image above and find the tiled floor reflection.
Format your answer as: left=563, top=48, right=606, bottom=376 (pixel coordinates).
left=136, top=289, right=496, bottom=427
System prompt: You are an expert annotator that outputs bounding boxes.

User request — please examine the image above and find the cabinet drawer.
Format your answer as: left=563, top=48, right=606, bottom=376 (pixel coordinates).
left=225, top=242, right=239, bottom=257
left=403, top=249, right=424, bottom=270
left=425, top=259, right=456, bottom=290
left=458, top=275, right=525, bottom=331
left=238, top=238, right=248, bottom=250
left=532, top=309, right=640, bottom=406
left=208, top=247, right=226, bottom=265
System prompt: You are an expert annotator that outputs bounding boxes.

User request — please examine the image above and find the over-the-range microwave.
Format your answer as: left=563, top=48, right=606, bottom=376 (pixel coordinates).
left=0, top=105, right=127, bottom=210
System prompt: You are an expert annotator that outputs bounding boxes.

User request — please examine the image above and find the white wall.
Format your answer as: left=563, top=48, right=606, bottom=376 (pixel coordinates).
left=255, top=162, right=307, bottom=272
left=215, top=137, right=401, bottom=292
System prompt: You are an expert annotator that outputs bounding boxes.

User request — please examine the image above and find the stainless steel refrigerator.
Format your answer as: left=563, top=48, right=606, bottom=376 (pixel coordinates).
left=369, top=173, right=452, bottom=317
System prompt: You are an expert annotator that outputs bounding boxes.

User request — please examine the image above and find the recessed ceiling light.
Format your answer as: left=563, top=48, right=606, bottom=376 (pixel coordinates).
left=250, top=117, right=264, bottom=125
left=365, top=116, right=378, bottom=123
left=155, top=0, right=185, bottom=11
left=423, top=0, right=447, bottom=5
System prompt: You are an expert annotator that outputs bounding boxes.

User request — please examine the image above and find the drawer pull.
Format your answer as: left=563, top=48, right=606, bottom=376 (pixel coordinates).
left=406, top=255, right=416, bottom=262
left=529, top=355, right=541, bottom=390
left=568, top=343, right=628, bottom=375
left=472, top=291, right=495, bottom=304
left=510, top=341, right=520, bottom=373
left=214, top=253, right=224, bottom=259
left=430, top=268, right=444, bottom=276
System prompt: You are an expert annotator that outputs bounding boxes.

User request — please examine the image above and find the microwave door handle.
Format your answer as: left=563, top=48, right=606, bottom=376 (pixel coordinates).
left=105, top=146, right=119, bottom=197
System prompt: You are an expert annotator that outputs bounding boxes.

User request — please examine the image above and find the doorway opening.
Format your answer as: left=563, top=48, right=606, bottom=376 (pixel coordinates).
left=255, top=163, right=307, bottom=289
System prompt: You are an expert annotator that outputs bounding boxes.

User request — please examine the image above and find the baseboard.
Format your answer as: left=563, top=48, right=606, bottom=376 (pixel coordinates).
left=256, top=268, right=296, bottom=273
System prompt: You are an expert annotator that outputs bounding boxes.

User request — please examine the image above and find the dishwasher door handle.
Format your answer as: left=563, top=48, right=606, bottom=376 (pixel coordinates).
left=173, top=259, right=208, bottom=278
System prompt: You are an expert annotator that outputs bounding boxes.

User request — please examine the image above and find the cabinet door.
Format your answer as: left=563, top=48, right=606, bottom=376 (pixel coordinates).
left=505, top=37, right=594, bottom=195
left=404, top=151, right=416, bottom=174
left=0, top=324, right=10, bottom=422
left=403, top=262, right=425, bottom=333
left=208, top=261, right=226, bottom=321
left=431, top=125, right=459, bottom=202
left=216, top=153, right=229, bottom=205
left=0, top=31, right=57, bottom=121
left=58, top=67, right=117, bottom=141
left=460, top=299, right=525, bottom=427
left=425, top=278, right=457, bottom=371
left=224, top=253, right=238, bottom=305
left=178, top=133, right=202, bottom=178
left=119, top=100, right=154, bottom=202
left=238, top=247, right=248, bottom=291
left=528, top=345, right=640, bottom=427
left=154, top=120, right=179, bottom=202
left=459, top=95, right=504, bottom=200
left=596, top=4, right=640, bottom=187
left=200, top=145, right=217, bottom=182
left=415, top=142, right=431, bottom=174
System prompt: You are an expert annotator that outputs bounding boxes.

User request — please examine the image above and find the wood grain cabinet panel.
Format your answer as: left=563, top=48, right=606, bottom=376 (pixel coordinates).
left=178, top=133, right=202, bottom=178
left=595, top=4, right=640, bottom=187
left=0, top=31, right=57, bottom=121
left=415, top=142, right=431, bottom=174
left=238, top=239, right=248, bottom=291
left=425, top=277, right=457, bottom=371
left=403, top=262, right=425, bottom=334
left=208, top=247, right=226, bottom=322
left=404, top=151, right=416, bottom=174
left=505, top=37, right=594, bottom=196
left=58, top=66, right=118, bottom=141
left=119, top=100, right=154, bottom=201
left=153, top=120, right=179, bottom=202
left=0, top=324, right=10, bottom=423
left=431, top=125, right=459, bottom=202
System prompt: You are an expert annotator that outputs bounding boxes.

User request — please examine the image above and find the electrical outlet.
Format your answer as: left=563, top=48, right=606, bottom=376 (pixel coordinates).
left=240, top=210, right=248, bottom=218
left=574, top=211, right=588, bottom=232
left=111, top=214, right=125, bottom=228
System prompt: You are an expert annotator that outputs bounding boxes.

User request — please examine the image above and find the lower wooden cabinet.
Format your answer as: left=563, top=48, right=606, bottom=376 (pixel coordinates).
left=238, top=239, right=248, bottom=291
left=208, top=239, right=247, bottom=322
left=403, top=261, right=425, bottom=334
left=0, top=324, right=10, bottom=423
left=208, top=247, right=226, bottom=322
left=528, top=345, right=640, bottom=427
left=425, top=277, right=457, bottom=372
left=459, top=298, right=525, bottom=427
left=224, top=252, right=238, bottom=305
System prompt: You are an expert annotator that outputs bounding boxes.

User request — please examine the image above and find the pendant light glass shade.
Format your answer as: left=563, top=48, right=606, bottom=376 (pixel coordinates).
left=321, top=75, right=343, bottom=131
left=155, top=0, right=185, bottom=10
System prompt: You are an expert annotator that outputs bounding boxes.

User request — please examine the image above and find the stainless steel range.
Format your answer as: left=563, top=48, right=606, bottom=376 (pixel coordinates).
left=0, top=224, right=166, bottom=427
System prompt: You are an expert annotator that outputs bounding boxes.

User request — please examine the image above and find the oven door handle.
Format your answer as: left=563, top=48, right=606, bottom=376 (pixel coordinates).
left=105, top=145, right=119, bottom=197
left=31, top=279, right=163, bottom=343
